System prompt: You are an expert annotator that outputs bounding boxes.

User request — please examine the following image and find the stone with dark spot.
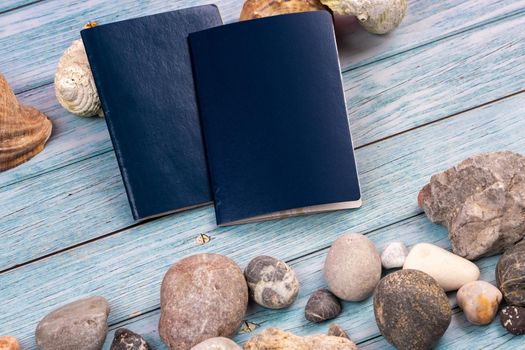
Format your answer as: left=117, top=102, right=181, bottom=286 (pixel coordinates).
left=35, top=296, right=110, bottom=350
left=305, top=289, right=342, bottom=323
left=110, top=328, right=150, bottom=350
left=496, top=240, right=525, bottom=306
left=418, top=151, right=525, bottom=260
left=374, top=270, right=452, bottom=350
left=327, top=324, right=349, bottom=339
left=244, top=256, right=299, bottom=309
left=159, top=253, right=248, bottom=350
left=500, top=306, right=525, bottom=335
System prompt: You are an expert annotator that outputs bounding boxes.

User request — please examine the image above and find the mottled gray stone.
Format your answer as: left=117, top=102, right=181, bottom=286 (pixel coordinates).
left=496, top=240, right=525, bottom=306
left=190, top=337, right=242, bottom=350
left=374, top=270, right=452, bottom=350
left=418, top=151, right=525, bottom=260
left=159, top=253, right=248, bottom=350
left=244, top=256, right=299, bottom=309
left=110, top=329, right=150, bottom=350
left=35, top=296, right=110, bottom=350
left=324, top=233, right=381, bottom=301
left=500, top=306, right=525, bottom=335
left=305, top=289, right=341, bottom=323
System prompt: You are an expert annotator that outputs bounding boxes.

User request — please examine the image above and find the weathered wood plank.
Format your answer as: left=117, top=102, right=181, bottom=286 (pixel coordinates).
left=1, top=91, right=524, bottom=348
left=0, top=0, right=39, bottom=14
left=1, top=0, right=524, bottom=94
left=100, top=215, right=509, bottom=350
left=3, top=9, right=525, bottom=190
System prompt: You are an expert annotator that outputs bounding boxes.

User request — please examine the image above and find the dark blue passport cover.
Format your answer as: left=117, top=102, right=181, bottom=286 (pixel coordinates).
left=189, top=11, right=361, bottom=226
left=81, top=6, right=222, bottom=220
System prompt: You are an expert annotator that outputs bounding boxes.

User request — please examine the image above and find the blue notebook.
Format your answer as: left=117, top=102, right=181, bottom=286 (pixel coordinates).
left=189, top=11, right=362, bottom=226
left=81, top=6, right=222, bottom=220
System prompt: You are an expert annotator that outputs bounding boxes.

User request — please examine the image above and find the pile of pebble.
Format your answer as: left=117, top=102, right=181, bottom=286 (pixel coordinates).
left=2, top=234, right=523, bottom=350
left=2, top=152, right=524, bottom=349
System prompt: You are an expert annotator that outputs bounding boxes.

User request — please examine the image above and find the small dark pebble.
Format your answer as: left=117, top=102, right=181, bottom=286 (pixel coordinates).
left=110, top=328, right=150, bottom=350
left=500, top=306, right=525, bottom=335
left=305, top=289, right=342, bottom=323
left=327, top=323, right=349, bottom=339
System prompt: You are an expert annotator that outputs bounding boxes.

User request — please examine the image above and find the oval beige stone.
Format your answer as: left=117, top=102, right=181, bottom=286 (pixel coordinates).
left=324, top=233, right=382, bottom=301
left=403, top=243, right=480, bottom=291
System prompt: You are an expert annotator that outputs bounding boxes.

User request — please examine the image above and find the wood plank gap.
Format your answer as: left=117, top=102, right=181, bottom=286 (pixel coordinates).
left=0, top=214, right=145, bottom=274
left=357, top=87, right=525, bottom=150
left=0, top=0, right=44, bottom=16
left=340, top=6, right=525, bottom=75
left=287, top=211, right=425, bottom=264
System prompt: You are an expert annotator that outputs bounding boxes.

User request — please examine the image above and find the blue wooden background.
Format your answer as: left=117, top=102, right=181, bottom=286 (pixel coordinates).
left=1, top=0, right=525, bottom=349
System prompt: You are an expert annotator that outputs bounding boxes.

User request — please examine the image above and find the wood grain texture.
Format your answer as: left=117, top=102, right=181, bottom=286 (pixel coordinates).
left=3, top=8, right=525, bottom=190
left=1, top=91, right=524, bottom=348
left=0, top=0, right=39, bottom=14
left=2, top=11, right=525, bottom=269
left=0, top=0, right=524, bottom=94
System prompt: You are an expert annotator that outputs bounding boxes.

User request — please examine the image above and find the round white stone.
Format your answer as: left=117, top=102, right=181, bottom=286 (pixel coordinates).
left=381, top=242, right=408, bottom=269
left=403, top=243, right=480, bottom=291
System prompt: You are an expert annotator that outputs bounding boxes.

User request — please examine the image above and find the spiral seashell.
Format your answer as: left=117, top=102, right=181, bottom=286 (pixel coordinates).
left=54, top=39, right=102, bottom=117
left=240, top=0, right=327, bottom=21
left=0, top=73, right=52, bottom=171
left=320, top=0, right=407, bottom=34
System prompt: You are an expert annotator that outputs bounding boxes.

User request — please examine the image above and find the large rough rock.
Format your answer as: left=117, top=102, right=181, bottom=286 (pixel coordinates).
left=35, top=296, right=110, bottom=350
left=418, top=151, right=525, bottom=260
left=496, top=240, right=525, bottom=306
left=374, top=270, right=452, bottom=350
left=159, top=253, right=248, bottom=350
left=243, top=328, right=357, bottom=350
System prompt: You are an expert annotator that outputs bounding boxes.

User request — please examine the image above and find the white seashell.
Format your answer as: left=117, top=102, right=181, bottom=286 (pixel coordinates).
left=54, top=39, right=102, bottom=117
left=320, top=0, right=407, bottom=34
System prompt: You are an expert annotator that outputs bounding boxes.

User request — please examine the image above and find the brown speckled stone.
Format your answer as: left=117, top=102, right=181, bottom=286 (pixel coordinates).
left=243, top=328, right=357, bottom=350
left=418, top=151, right=525, bottom=260
left=500, top=306, right=525, bottom=335
left=496, top=241, right=525, bottom=306
left=0, top=336, right=20, bottom=350
left=374, top=270, right=452, bottom=350
left=159, top=254, right=248, bottom=350
left=305, top=289, right=341, bottom=323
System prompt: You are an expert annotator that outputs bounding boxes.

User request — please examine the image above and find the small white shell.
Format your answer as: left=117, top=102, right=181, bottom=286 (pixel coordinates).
left=321, top=0, right=407, bottom=34
left=54, top=39, right=102, bottom=117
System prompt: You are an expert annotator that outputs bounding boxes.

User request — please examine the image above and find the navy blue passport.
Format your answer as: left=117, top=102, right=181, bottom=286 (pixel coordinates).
left=189, top=11, right=362, bottom=226
left=81, top=6, right=222, bottom=220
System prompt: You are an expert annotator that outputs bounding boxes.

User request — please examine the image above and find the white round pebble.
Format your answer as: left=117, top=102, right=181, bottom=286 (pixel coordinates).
left=381, top=242, right=408, bottom=269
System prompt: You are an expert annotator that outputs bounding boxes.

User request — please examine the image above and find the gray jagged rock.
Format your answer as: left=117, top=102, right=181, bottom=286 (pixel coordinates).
left=418, top=151, right=525, bottom=260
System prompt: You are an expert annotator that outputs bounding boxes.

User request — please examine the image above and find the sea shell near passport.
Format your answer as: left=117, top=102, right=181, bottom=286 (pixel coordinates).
left=0, top=73, right=53, bottom=171
left=240, top=0, right=327, bottom=21
left=55, top=39, right=102, bottom=117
